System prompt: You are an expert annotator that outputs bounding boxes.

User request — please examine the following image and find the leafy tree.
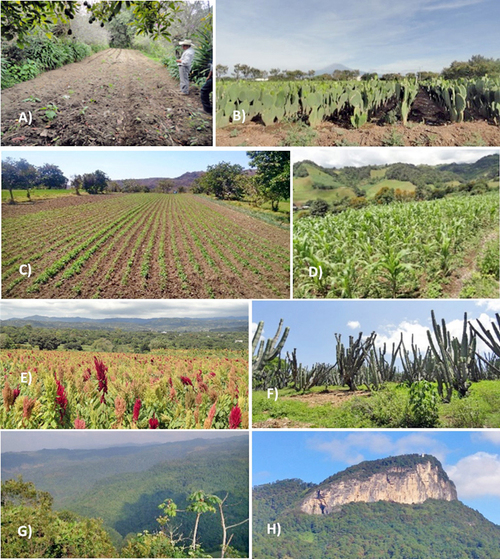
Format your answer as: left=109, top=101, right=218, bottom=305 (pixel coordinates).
left=107, top=8, right=136, bottom=48
left=157, top=179, right=175, bottom=193
left=247, top=151, right=290, bottom=211
left=1, top=157, right=38, bottom=203
left=374, top=186, right=395, bottom=204
left=187, top=491, right=219, bottom=551
left=82, top=170, right=109, bottom=194
left=2, top=1, right=183, bottom=46
left=36, top=163, right=67, bottom=189
left=332, top=69, right=360, bottom=81
left=216, top=64, right=228, bottom=78
left=309, top=198, right=329, bottom=217
left=442, top=55, right=500, bottom=79
left=361, top=72, right=378, bottom=81
left=1, top=477, right=115, bottom=558
left=69, top=174, right=82, bottom=195
left=194, top=162, right=245, bottom=200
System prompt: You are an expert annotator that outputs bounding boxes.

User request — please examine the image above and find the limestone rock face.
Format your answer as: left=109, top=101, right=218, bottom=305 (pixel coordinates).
left=301, top=456, right=457, bottom=515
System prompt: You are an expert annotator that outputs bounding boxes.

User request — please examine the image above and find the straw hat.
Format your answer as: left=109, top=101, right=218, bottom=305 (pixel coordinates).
left=179, top=40, right=193, bottom=46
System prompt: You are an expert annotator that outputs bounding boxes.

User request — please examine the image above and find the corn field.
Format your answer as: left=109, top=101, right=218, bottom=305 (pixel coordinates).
left=293, top=193, right=499, bottom=298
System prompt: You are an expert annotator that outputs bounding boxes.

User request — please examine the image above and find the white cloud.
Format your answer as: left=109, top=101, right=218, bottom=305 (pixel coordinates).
left=307, top=433, right=448, bottom=465
left=376, top=319, right=429, bottom=352
left=446, top=452, right=500, bottom=498
left=0, top=300, right=248, bottom=320
left=347, top=321, right=361, bottom=330
left=422, top=0, right=484, bottom=10
left=294, top=148, right=498, bottom=169
left=476, top=300, right=500, bottom=313
left=474, top=432, right=500, bottom=445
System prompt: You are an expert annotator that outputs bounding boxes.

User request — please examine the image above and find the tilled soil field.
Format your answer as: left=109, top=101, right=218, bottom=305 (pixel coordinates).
left=1, top=49, right=212, bottom=146
left=2, top=193, right=290, bottom=299
left=217, top=120, right=500, bottom=147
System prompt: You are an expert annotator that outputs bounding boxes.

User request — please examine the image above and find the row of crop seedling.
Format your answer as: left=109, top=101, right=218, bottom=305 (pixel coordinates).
left=253, top=313, right=500, bottom=404
left=217, top=77, right=500, bottom=128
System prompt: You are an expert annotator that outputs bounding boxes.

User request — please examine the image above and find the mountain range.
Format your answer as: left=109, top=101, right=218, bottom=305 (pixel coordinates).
left=2, top=436, right=249, bottom=555
left=1, top=315, right=248, bottom=332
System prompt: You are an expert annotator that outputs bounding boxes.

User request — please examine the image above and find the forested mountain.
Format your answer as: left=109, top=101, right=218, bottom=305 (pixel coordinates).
left=293, top=154, right=499, bottom=206
left=3, top=436, right=249, bottom=556
left=253, top=454, right=500, bottom=558
left=1, top=315, right=247, bottom=332
left=0, top=315, right=248, bottom=352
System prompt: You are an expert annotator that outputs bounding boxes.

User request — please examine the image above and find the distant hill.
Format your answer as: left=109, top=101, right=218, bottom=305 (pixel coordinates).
left=253, top=454, right=500, bottom=558
left=3, top=436, right=249, bottom=555
left=1, top=315, right=248, bottom=332
left=293, top=154, right=499, bottom=206
left=315, top=63, right=365, bottom=75
left=113, top=171, right=205, bottom=191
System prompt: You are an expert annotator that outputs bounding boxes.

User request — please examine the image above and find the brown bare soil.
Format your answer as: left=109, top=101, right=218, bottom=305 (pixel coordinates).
left=287, top=389, right=371, bottom=407
left=217, top=120, right=500, bottom=147
left=1, top=49, right=212, bottom=146
left=2, top=193, right=290, bottom=299
left=253, top=418, right=313, bottom=428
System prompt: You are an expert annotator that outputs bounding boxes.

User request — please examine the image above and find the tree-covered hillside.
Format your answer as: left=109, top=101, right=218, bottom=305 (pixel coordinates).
left=2, top=437, right=249, bottom=557
left=253, top=497, right=500, bottom=559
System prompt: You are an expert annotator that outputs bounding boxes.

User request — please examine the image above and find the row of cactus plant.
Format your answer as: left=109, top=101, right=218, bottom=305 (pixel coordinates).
left=217, top=77, right=500, bottom=128
left=253, top=314, right=500, bottom=399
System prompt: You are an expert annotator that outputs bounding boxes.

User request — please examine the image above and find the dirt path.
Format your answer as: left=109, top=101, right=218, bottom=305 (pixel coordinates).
left=1, top=49, right=212, bottom=146
left=217, top=120, right=500, bottom=147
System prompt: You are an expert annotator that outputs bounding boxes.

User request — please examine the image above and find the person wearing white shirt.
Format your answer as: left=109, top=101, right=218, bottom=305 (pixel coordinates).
left=176, top=40, right=195, bottom=94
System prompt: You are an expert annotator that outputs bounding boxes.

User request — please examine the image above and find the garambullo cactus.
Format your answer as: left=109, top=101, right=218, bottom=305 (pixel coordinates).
left=252, top=319, right=289, bottom=372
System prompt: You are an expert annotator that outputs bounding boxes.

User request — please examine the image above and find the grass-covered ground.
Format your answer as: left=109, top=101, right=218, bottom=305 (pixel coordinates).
left=253, top=381, right=500, bottom=428
left=2, top=188, right=83, bottom=204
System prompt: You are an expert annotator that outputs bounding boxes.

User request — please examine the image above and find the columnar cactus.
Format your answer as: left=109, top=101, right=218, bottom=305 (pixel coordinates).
left=335, top=331, right=377, bottom=391
left=252, top=319, right=290, bottom=372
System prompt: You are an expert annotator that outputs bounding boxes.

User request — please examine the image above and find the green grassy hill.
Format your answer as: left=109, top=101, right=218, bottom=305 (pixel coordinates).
left=293, top=154, right=499, bottom=206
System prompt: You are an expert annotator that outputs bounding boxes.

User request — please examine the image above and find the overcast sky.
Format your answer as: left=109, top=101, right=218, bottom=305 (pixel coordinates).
left=294, top=147, right=499, bottom=169
left=0, top=300, right=248, bottom=320
left=1, top=431, right=246, bottom=453
left=217, top=0, right=500, bottom=74
left=253, top=431, right=500, bottom=525
left=1, top=150, right=251, bottom=181
left=253, top=299, right=500, bottom=367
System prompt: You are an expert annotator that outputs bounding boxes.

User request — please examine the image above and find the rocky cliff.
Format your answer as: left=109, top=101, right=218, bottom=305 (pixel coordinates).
left=300, top=454, right=457, bottom=515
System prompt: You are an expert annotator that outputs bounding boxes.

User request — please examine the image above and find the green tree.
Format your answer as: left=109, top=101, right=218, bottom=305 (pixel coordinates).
left=195, top=162, right=245, bottom=200
left=187, top=490, right=219, bottom=551
left=70, top=174, right=83, bottom=196
left=247, top=151, right=290, bottom=211
left=216, top=64, right=228, bottom=78
left=1, top=477, right=115, bottom=558
left=36, top=163, right=67, bottom=189
left=1, top=157, right=38, bottom=203
left=2, top=1, right=183, bottom=46
left=309, top=198, right=329, bottom=217
left=374, top=186, right=395, bottom=204
left=82, top=170, right=109, bottom=194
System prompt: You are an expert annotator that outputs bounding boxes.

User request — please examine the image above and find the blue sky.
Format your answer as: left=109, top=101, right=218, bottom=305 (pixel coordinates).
left=253, top=431, right=500, bottom=525
left=252, top=300, right=500, bottom=367
left=1, top=150, right=251, bottom=180
left=217, top=0, right=500, bottom=74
